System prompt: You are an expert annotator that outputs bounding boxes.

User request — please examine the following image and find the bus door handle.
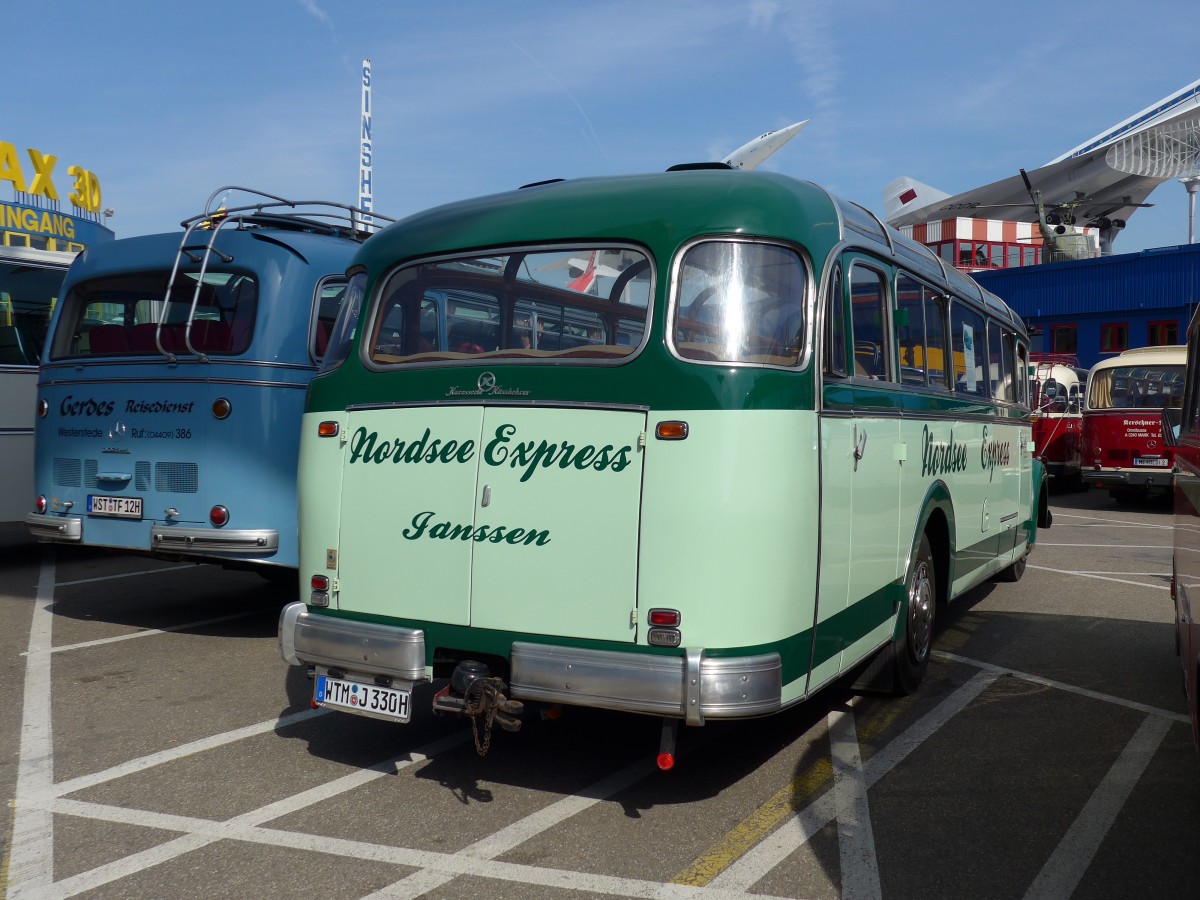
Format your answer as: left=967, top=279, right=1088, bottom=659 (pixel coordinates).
left=853, top=425, right=867, bottom=471
left=96, top=472, right=132, bottom=483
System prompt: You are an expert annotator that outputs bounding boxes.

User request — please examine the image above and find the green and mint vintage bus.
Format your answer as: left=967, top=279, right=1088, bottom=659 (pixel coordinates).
left=279, top=166, right=1051, bottom=768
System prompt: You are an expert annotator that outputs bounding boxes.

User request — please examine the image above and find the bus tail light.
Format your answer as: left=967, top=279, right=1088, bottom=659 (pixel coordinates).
left=209, top=505, right=230, bottom=527
left=37, top=399, right=48, bottom=418
left=318, top=421, right=340, bottom=437
left=648, top=608, right=681, bottom=646
left=35, top=495, right=47, bottom=514
left=212, top=398, right=232, bottom=419
left=311, top=575, right=330, bottom=607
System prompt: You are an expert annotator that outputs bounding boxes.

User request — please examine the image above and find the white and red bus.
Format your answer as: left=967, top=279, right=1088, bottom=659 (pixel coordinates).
left=1029, top=353, right=1087, bottom=489
left=1083, top=345, right=1185, bottom=502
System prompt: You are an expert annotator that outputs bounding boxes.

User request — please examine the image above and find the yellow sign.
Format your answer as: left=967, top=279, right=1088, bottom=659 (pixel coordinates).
left=0, top=141, right=102, bottom=214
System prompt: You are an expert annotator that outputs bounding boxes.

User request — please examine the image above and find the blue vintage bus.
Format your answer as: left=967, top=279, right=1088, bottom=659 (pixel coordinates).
left=25, top=187, right=388, bottom=574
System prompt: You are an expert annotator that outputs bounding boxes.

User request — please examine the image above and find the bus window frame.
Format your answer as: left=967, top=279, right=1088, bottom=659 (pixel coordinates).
left=822, top=264, right=847, bottom=379
left=846, top=257, right=893, bottom=383
left=362, top=243, right=655, bottom=370
left=667, top=236, right=815, bottom=372
left=308, top=274, right=350, bottom=363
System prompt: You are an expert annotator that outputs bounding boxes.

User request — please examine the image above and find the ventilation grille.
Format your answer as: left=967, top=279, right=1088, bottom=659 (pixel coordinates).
left=52, top=459, right=198, bottom=494
left=155, top=462, right=198, bottom=493
left=53, top=458, right=81, bottom=487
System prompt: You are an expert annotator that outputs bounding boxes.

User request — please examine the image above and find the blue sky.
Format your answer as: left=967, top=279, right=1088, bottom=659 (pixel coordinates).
left=6, top=1, right=1199, bottom=255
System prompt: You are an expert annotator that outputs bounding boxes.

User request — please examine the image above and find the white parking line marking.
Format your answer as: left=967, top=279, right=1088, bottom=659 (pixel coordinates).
left=933, top=652, right=1188, bottom=723
left=1023, top=714, right=1171, bottom=900
left=45, top=730, right=472, bottom=898
left=1037, top=543, right=1168, bottom=549
left=710, top=671, right=998, bottom=891
left=49, top=798, right=799, bottom=900
left=7, top=554, right=57, bottom=896
left=38, top=612, right=257, bottom=655
left=1028, top=564, right=1169, bottom=590
left=364, top=756, right=662, bottom=899
left=50, top=708, right=328, bottom=799
left=829, top=706, right=881, bottom=900
left=1051, top=514, right=1171, bottom=530
left=55, top=565, right=197, bottom=587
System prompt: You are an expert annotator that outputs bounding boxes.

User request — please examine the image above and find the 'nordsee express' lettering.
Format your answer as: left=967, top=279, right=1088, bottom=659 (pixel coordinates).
left=348, top=424, right=634, bottom=483
left=921, top=424, right=1012, bottom=481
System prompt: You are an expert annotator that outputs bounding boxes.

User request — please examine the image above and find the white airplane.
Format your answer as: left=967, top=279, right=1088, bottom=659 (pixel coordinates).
left=884, top=79, right=1200, bottom=255
left=548, top=120, right=812, bottom=290
left=723, top=120, right=809, bottom=170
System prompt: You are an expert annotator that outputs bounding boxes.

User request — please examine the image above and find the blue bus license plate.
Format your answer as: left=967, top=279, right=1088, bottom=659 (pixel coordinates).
left=87, top=495, right=143, bottom=518
left=316, top=675, right=411, bottom=722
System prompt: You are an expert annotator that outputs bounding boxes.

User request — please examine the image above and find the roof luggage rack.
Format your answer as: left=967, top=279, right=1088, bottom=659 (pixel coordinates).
left=158, top=187, right=394, bottom=363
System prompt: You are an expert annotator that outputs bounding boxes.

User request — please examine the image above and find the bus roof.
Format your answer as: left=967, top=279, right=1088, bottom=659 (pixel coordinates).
left=356, top=167, right=1024, bottom=335
left=1088, top=345, right=1186, bottom=372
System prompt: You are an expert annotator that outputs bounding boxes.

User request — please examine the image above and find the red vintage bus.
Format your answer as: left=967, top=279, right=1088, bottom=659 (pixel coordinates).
left=1029, top=353, right=1087, bottom=489
left=1084, top=345, right=1185, bottom=502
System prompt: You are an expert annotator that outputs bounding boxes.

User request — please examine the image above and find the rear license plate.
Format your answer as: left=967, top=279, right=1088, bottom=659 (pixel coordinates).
left=316, top=675, right=411, bottom=722
left=86, top=495, right=143, bottom=518
left=1133, top=457, right=1169, bottom=467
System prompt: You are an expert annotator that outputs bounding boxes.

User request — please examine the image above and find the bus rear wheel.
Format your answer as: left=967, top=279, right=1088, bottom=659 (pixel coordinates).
left=894, top=533, right=935, bottom=695
left=995, top=552, right=1027, bottom=582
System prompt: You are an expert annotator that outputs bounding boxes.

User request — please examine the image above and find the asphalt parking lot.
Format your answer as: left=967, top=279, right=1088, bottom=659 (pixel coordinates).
left=2, top=487, right=1198, bottom=900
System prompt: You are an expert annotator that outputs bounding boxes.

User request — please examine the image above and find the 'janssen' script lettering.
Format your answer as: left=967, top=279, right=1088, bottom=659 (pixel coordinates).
left=401, top=510, right=551, bottom=546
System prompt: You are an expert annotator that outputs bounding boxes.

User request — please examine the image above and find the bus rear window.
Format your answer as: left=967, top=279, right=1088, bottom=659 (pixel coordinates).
left=1088, top=364, right=1186, bottom=410
left=671, top=241, right=806, bottom=367
left=368, top=247, right=651, bottom=365
left=50, top=270, right=259, bottom=360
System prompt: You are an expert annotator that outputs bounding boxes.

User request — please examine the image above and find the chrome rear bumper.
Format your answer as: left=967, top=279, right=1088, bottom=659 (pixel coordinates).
left=25, top=512, right=82, bottom=542
left=277, top=602, right=783, bottom=724
left=151, top=525, right=278, bottom=556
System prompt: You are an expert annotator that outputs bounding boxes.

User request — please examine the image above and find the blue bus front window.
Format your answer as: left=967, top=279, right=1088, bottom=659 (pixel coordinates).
left=320, top=272, right=366, bottom=372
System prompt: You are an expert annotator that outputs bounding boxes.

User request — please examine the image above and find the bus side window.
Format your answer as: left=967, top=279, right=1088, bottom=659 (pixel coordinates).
left=924, top=290, right=949, bottom=391
left=950, top=301, right=986, bottom=398
left=895, top=273, right=925, bottom=387
left=823, top=266, right=847, bottom=377
left=849, top=264, right=890, bottom=381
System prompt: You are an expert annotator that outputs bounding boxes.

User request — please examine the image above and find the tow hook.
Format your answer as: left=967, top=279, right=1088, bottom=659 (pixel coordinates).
left=432, top=659, right=524, bottom=756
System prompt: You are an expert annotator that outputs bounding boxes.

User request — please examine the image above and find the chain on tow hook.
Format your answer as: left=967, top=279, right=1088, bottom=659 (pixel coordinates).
left=462, top=676, right=524, bottom=756
left=433, top=660, right=524, bottom=757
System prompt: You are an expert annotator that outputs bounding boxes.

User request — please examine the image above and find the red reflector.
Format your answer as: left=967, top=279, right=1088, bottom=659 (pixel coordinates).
left=209, top=505, right=229, bottom=527
left=648, top=608, right=681, bottom=626
left=656, top=752, right=675, bottom=771
left=212, top=398, right=232, bottom=419
left=311, top=575, right=329, bottom=591
left=318, top=421, right=340, bottom=437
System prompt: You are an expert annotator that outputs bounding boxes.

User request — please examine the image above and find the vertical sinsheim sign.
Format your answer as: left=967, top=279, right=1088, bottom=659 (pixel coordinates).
left=358, top=58, right=373, bottom=232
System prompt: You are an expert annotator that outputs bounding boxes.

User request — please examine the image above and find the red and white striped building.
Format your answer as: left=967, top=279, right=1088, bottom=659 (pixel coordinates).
left=897, top=217, right=1099, bottom=272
